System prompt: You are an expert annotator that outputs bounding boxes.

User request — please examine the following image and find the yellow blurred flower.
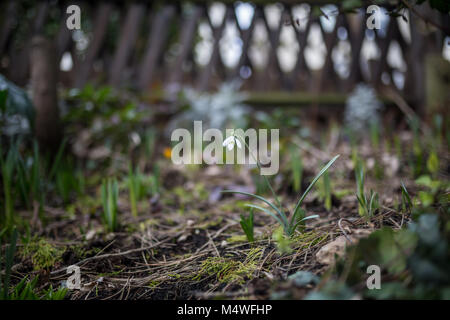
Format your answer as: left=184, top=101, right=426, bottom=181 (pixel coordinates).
left=163, top=147, right=172, bottom=159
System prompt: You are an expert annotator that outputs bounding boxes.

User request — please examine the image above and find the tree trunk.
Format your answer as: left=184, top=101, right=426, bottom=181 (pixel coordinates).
left=31, top=36, right=62, bottom=151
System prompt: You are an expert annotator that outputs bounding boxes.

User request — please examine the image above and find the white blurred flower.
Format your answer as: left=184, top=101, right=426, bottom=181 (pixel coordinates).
left=167, top=80, right=249, bottom=135
left=344, top=83, right=383, bottom=132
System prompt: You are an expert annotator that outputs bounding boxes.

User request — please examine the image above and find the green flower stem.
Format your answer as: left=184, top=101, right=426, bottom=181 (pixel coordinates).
left=234, top=135, right=283, bottom=211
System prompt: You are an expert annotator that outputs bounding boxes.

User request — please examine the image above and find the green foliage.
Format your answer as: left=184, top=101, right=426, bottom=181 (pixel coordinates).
left=239, top=209, right=254, bottom=243
left=48, top=139, right=83, bottom=203
left=355, top=164, right=379, bottom=219
left=321, top=209, right=450, bottom=299
left=64, top=85, right=150, bottom=165
left=0, top=74, right=35, bottom=130
left=426, top=151, right=439, bottom=176
left=0, top=227, right=18, bottom=299
left=127, top=164, right=160, bottom=217
left=101, top=178, right=119, bottom=232
left=4, top=276, right=67, bottom=300
left=356, top=189, right=380, bottom=220
left=128, top=165, right=144, bottom=217
left=0, top=229, right=61, bottom=300
left=408, top=116, right=424, bottom=177
left=0, top=143, right=17, bottom=229
left=224, top=154, right=339, bottom=237
left=415, top=175, right=448, bottom=208
left=0, top=138, right=84, bottom=229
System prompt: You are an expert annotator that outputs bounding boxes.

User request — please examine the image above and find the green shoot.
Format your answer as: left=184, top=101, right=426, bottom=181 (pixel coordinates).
left=1, top=227, right=18, bottom=299
left=143, top=128, right=156, bottom=160
left=400, top=182, right=413, bottom=213
left=370, top=121, right=380, bottom=150
left=355, top=166, right=379, bottom=219
left=128, top=165, right=144, bottom=217
left=31, top=141, right=45, bottom=210
left=432, top=114, right=442, bottom=147
left=355, top=161, right=365, bottom=216
left=426, top=151, right=439, bottom=177
left=48, top=139, right=67, bottom=182
left=239, top=209, right=254, bottom=243
left=290, top=146, right=303, bottom=193
left=55, top=159, right=80, bottom=204
left=128, top=167, right=138, bottom=217
left=16, top=154, right=32, bottom=209
left=318, top=170, right=332, bottom=211
left=408, top=116, right=423, bottom=177
left=0, top=144, right=16, bottom=229
left=150, top=164, right=160, bottom=195
left=253, top=174, right=269, bottom=195
left=356, top=189, right=379, bottom=219
left=101, top=178, right=119, bottom=232
left=4, top=276, right=67, bottom=300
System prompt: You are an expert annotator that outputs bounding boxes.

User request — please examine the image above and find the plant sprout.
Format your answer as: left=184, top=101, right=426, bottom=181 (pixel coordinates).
left=290, top=146, right=303, bottom=193
left=355, top=165, right=379, bottom=219
left=240, top=208, right=254, bottom=243
left=400, top=182, right=413, bottom=213
left=222, top=132, right=340, bottom=237
left=101, top=178, right=119, bottom=232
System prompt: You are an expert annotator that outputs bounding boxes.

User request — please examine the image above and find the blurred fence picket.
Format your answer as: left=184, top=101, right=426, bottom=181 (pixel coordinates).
left=0, top=0, right=447, bottom=112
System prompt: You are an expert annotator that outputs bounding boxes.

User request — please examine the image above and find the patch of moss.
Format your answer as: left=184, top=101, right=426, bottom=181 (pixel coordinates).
left=98, top=267, right=126, bottom=277
left=194, top=248, right=262, bottom=284
left=227, top=235, right=247, bottom=243
left=148, top=280, right=161, bottom=288
left=292, top=230, right=329, bottom=251
left=22, top=239, right=64, bottom=271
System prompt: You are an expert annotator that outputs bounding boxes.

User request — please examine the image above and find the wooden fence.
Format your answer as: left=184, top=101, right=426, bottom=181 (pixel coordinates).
left=0, top=1, right=448, bottom=110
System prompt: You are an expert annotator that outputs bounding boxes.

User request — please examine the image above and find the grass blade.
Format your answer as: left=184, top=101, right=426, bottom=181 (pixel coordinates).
left=292, top=155, right=340, bottom=221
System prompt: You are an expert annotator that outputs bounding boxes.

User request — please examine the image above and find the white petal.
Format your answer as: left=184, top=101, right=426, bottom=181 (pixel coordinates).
left=223, top=136, right=234, bottom=147
left=235, top=138, right=242, bottom=149
left=227, top=141, right=235, bottom=151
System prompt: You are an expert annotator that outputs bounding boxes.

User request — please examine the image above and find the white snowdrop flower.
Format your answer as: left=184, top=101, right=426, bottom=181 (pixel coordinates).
left=222, top=132, right=242, bottom=151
